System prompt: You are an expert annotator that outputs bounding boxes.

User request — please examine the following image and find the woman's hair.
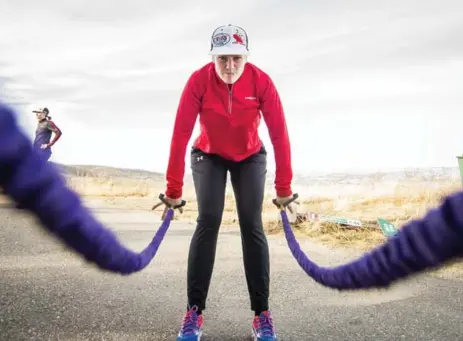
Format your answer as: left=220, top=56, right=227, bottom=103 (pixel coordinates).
left=46, top=115, right=52, bottom=120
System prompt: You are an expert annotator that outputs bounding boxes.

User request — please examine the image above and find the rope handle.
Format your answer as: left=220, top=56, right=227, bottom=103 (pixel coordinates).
left=272, top=193, right=299, bottom=210
left=151, top=193, right=187, bottom=213
left=158, top=193, right=187, bottom=209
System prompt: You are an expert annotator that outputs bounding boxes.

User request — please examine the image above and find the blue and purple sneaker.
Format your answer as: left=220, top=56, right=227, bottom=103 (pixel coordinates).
left=252, top=310, right=277, bottom=341
left=176, top=305, right=204, bottom=341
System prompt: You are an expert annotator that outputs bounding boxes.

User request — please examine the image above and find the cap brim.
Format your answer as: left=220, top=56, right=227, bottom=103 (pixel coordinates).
left=32, top=110, right=43, bottom=113
left=209, top=46, right=249, bottom=56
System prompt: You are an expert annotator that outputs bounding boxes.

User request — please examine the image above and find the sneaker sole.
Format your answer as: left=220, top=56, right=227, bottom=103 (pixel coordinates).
left=251, top=328, right=277, bottom=341
left=176, top=330, right=202, bottom=341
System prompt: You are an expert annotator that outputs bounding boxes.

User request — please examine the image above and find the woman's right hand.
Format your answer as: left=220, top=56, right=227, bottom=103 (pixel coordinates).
left=151, top=194, right=185, bottom=219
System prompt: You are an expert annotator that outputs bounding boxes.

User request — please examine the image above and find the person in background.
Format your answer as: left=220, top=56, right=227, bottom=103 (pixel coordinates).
left=1, top=101, right=177, bottom=275
left=32, top=107, right=62, bottom=161
left=155, top=23, right=297, bottom=341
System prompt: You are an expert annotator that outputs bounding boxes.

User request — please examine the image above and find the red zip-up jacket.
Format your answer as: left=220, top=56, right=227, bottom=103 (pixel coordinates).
left=165, top=62, right=293, bottom=199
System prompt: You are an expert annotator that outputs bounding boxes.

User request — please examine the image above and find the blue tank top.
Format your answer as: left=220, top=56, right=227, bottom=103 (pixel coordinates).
left=33, top=120, right=53, bottom=150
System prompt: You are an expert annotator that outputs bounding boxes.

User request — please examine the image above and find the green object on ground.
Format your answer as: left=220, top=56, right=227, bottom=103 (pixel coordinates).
left=377, top=218, right=398, bottom=237
left=457, top=156, right=463, bottom=185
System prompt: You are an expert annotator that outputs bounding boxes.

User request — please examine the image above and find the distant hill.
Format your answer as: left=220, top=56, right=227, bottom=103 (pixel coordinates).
left=53, top=163, right=164, bottom=181
left=54, top=162, right=461, bottom=188
left=290, top=167, right=462, bottom=187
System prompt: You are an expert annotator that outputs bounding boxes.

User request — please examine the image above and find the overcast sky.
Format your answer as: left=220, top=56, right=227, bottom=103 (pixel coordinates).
left=1, top=0, right=462, bottom=175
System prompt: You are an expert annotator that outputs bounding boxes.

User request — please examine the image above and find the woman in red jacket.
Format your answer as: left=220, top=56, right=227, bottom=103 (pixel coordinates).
left=158, top=24, right=296, bottom=341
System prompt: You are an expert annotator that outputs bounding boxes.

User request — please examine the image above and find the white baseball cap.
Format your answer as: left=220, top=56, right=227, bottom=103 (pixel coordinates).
left=209, top=24, right=249, bottom=56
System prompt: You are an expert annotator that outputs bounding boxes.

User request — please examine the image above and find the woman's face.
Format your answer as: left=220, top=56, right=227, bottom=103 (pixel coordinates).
left=214, top=54, right=247, bottom=84
left=36, top=112, right=46, bottom=121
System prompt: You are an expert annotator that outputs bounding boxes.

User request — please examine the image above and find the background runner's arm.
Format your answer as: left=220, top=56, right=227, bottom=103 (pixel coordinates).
left=259, top=74, right=293, bottom=198
left=46, top=121, right=62, bottom=147
left=165, top=70, right=202, bottom=199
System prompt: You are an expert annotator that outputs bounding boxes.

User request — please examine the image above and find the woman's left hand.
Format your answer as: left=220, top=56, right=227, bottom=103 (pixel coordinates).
left=275, top=194, right=300, bottom=214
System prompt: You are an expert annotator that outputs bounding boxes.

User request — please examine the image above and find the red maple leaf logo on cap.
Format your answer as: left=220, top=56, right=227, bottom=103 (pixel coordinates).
left=232, top=31, right=244, bottom=45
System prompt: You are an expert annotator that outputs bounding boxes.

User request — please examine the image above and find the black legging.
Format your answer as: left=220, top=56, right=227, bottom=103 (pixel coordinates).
left=187, top=146, right=270, bottom=313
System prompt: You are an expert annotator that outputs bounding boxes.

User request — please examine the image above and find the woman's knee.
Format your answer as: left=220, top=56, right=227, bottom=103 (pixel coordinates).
left=197, top=211, right=223, bottom=230
left=237, top=209, right=265, bottom=234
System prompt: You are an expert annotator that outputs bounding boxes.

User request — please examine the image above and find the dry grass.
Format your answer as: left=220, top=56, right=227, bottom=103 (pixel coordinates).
left=278, top=179, right=462, bottom=252
left=2, top=170, right=463, bottom=277
left=2, top=171, right=461, bottom=256
left=61, top=173, right=462, bottom=253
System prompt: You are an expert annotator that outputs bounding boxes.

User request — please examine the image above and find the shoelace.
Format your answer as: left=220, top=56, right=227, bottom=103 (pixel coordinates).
left=181, top=310, right=200, bottom=335
left=257, top=314, right=275, bottom=337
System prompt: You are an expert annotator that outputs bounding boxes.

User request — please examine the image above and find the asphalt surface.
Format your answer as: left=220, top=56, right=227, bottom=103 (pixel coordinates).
left=1, top=201, right=463, bottom=341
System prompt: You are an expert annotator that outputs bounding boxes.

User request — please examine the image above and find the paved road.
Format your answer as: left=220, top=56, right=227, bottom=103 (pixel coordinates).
left=1, top=202, right=463, bottom=341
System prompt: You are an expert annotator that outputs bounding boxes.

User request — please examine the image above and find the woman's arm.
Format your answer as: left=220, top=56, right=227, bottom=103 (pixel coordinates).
left=46, top=120, right=62, bottom=147
left=259, top=72, right=293, bottom=198
left=165, top=70, right=203, bottom=199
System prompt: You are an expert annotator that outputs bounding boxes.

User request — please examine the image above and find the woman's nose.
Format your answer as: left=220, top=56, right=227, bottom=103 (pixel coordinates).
left=226, top=58, right=234, bottom=68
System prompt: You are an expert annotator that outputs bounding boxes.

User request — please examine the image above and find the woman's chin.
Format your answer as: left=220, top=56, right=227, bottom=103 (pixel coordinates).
left=221, top=75, right=237, bottom=84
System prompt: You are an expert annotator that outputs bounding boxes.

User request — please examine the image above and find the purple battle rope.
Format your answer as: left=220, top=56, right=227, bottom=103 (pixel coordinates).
left=278, top=192, right=463, bottom=290
left=0, top=102, right=178, bottom=275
